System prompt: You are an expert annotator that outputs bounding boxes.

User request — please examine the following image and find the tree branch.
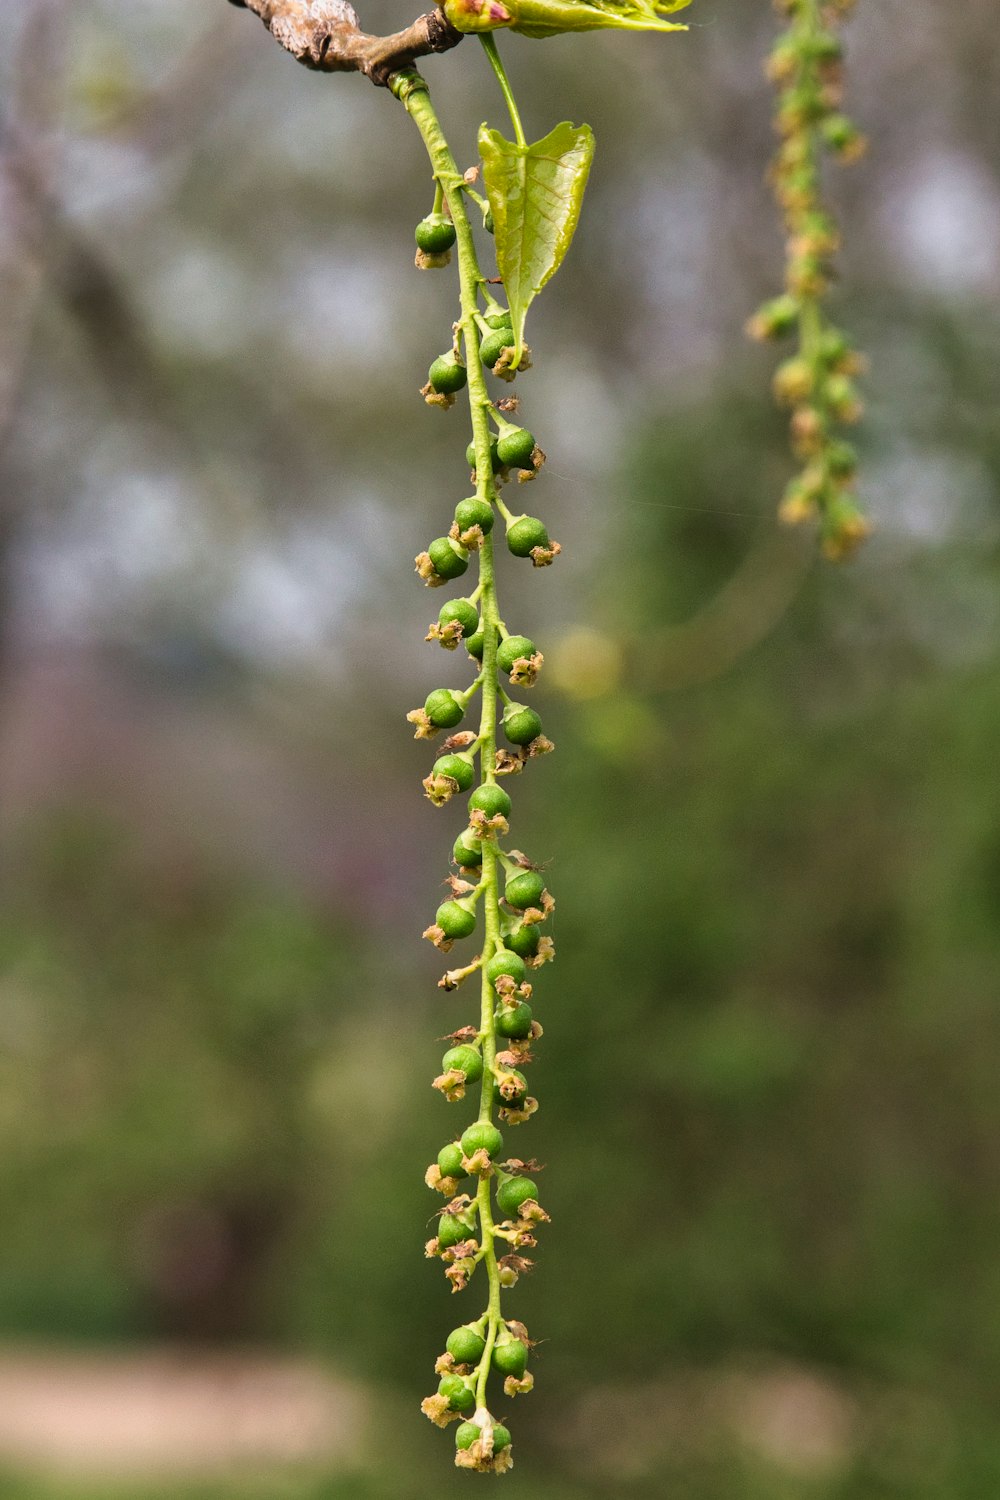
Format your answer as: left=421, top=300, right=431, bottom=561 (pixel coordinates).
left=227, top=0, right=463, bottom=87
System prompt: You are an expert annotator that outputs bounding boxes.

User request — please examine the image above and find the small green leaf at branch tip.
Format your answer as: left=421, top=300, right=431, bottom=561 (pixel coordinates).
left=479, top=120, right=595, bottom=364
left=444, top=0, right=691, bottom=37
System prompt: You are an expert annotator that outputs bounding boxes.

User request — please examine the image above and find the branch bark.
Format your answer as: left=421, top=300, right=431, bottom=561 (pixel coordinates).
left=227, top=0, right=463, bottom=86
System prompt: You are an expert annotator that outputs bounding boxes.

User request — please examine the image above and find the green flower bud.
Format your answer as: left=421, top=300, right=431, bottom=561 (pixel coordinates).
left=746, top=294, right=800, bottom=341
left=424, top=689, right=466, bottom=729
left=447, top=1325, right=487, bottom=1365
left=455, top=1420, right=481, bottom=1451
left=505, top=870, right=546, bottom=909
left=503, top=703, right=543, bottom=746
left=437, top=1141, right=467, bottom=1178
left=435, top=900, right=477, bottom=940
left=485, top=949, right=527, bottom=988
left=469, top=784, right=511, bottom=820
left=496, top=1176, right=538, bottom=1218
left=493, top=1068, right=527, bottom=1105
left=484, top=208, right=495, bottom=235
left=821, top=113, right=865, bottom=158
left=415, top=215, right=457, bottom=254
left=428, top=536, right=469, bottom=581
left=817, top=329, right=850, bottom=368
left=438, top=1374, right=476, bottom=1413
left=432, top=754, right=475, bottom=792
left=495, top=1001, right=533, bottom=1039
left=453, top=833, right=483, bottom=868
left=505, top=922, right=540, bottom=959
left=480, top=329, right=513, bottom=369
left=496, top=428, right=536, bottom=469
left=496, top=635, right=536, bottom=675
left=484, top=310, right=514, bottom=333
left=507, top=516, right=550, bottom=557
left=461, top=1120, right=504, bottom=1158
left=491, top=1336, right=528, bottom=1379
left=466, top=437, right=502, bottom=473
left=454, top=497, right=495, bottom=536
left=442, top=1044, right=483, bottom=1082
left=437, top=1211, right=472, bottom=1249
left=826, top=440, right=859, bottom=481
left=439, top=598, right=480, bottom=638
left=429, top=353, right=469, bottom=394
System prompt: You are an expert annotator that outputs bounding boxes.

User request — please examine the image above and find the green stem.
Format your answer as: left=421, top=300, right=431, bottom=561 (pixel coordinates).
left=479, top=34, right=526, bottom=149
left=393, top=67, right=506, bottom=1411
left=495, top=493, right=517, bottom=527
left=457, top=672, right=485, bottom=708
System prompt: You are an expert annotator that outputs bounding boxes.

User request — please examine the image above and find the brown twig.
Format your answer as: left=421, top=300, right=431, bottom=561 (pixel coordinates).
left=227, top=0, right=463, bottom=87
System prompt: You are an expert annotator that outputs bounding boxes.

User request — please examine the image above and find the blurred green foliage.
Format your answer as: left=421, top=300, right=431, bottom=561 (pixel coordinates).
left=2, top=381, right=1000, bottom=1494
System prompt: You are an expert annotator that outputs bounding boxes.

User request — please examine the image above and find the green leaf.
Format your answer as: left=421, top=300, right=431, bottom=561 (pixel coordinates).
left=479, top=120, right=595, bottom=363
left=444, top=0, right=691, bottom=37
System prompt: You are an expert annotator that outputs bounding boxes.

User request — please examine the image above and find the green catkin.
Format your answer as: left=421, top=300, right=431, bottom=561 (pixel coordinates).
left=396, top=62, right=555, bottom=1477
left=750, top=0, right=870, bottom=560
left=230, top=0, right=868, bottom=1478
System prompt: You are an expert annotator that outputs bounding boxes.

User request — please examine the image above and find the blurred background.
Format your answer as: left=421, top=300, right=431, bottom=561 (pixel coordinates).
left=0, top=0, right=998, bottom=1495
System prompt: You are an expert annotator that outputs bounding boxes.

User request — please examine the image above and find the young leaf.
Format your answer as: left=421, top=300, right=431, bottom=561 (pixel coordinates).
left=479, top=120, right=595, bottom=363
left=445, top=0, right=691, bottom=37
